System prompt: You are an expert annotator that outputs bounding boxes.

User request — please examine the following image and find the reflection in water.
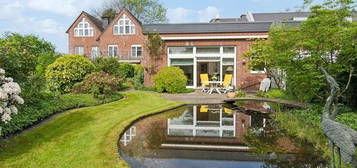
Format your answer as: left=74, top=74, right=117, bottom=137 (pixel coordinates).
left=118, top=102, right=327, bottom=168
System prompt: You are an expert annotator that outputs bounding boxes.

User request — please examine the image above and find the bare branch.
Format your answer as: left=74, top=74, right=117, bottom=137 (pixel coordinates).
left=338, top=67, right=354, bottom=97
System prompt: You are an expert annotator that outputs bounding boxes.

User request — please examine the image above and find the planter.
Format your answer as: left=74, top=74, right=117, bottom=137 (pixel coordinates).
left=227, top=91, right=236, bottom=98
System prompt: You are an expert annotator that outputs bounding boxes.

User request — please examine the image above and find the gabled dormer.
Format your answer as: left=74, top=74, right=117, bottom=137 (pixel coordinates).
left=66, top=11, right=104, bottom=38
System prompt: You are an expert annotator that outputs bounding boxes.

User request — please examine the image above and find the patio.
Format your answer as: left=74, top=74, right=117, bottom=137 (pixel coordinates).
left=160, top=89, right=229, bottom=104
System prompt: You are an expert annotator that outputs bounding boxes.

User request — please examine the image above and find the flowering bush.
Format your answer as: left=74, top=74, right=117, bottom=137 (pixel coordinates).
left=72, top=71, right=123, bottom=99
left=0, top=68, right=24, bottom=123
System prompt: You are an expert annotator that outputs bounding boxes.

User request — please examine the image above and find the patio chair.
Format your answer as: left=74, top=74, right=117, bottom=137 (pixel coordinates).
left=221, top=74, right=233, bottom=93
left=200, top=74, right=209, bottom=92
left=200, top=105, right=208, bottom=112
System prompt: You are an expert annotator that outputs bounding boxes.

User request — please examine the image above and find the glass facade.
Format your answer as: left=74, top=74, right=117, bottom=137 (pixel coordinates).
left=168, top=46, right=236, bottom=88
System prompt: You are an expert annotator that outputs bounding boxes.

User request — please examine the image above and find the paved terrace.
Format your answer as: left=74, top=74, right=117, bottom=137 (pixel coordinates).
left=161, top=90, right=228, bottom=104
left=161, top=90, right=309, bottom=108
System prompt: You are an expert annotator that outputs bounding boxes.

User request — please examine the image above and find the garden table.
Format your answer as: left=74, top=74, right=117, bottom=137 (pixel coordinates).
left=208, top=81, right=223, bottom=95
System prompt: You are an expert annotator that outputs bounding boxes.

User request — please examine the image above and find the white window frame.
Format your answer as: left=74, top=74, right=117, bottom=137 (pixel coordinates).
left=91, top=46, right=100, bottom=59
left=113, top=14, right=135, bottom=35
left=131, top=45, right=142, bottom=57
left=108, top=45, right=118, bottom=57
left=167, top=46, right=237, bottom=88
left=74, top=18, right=94, bottom=37
left=74, top=46, right=84, bottom=55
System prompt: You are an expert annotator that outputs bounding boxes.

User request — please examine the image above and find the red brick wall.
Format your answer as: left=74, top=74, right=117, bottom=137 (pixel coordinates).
left=143, top=33, right=267, bottom=90
left=67, top=13, right=101, bottom=55
left=67, top=11, right=266, bottom=90
left=98, top=10, right=146, bottom=56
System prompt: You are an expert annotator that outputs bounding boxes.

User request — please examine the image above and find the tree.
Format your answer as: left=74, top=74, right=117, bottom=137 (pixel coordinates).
left=0, top=68, right=24, bottom=124
left=246, top=0, right=357, bottom=103
left=144, top=33, right=165, bottom=74
left=92, top=0, right=167, bottom=24
left=0, top=33, right=56, bottom=83
left=0, top=33, right=57, bottom=99
left=45, top=55, right=95, bottom=93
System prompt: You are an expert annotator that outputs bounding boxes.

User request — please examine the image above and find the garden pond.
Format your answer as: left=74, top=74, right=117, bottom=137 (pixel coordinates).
left=118, top=101, right=327, bottom=168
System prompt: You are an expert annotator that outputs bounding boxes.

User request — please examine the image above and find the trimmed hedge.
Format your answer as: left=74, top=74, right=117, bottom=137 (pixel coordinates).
left=0, top=93, right=122, bottom=138
left=153, top=66, right=187, bottom=93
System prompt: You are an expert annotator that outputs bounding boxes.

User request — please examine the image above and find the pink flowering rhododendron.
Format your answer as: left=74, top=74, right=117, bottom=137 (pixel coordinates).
left=0, top=68, right=24, bottom=123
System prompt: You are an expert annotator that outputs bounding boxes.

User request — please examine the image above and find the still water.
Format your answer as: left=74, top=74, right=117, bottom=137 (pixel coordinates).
left=119, top=101, right=326, bottom=168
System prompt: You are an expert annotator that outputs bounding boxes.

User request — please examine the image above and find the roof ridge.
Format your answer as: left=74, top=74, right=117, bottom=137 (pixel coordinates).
left=143, top=21, right=274, bottom=26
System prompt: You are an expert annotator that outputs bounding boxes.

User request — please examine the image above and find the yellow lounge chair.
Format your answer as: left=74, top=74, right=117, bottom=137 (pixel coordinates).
left=200, top=105, right=208, bottom=112
left=221, top=74, right=233, bottom=93
left=200, top=74, right=209, bottom=92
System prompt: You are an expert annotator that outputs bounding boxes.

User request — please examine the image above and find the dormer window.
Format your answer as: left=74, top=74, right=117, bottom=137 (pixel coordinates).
left=74, top=18, right=94, bottom=37
left=113, top=14, right=135, bottom=35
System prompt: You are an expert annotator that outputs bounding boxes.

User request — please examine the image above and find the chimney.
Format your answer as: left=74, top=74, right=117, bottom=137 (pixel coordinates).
left=101, top=16, right=110, bottom=28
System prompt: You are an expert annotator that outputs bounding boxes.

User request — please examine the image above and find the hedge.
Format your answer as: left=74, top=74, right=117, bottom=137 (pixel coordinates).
left=0, top=93, right=122, bottom=138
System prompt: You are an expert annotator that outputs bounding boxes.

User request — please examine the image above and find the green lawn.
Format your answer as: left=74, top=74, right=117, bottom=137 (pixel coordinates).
left=0, top=91, right=182, bottom=168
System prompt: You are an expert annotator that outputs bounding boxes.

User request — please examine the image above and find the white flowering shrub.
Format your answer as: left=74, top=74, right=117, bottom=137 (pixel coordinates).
left=0, top=68, right=24, bottom=123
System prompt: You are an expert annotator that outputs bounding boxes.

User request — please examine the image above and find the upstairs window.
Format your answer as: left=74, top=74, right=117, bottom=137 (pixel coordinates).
left=113, top=14, right=135, bottom=35
left=74, top=18, right=94, bottom=37
left=131, top=45, right=142, bottom=57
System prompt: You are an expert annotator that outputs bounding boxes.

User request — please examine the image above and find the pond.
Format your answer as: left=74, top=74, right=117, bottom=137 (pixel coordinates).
left=118, top=101, right=327, bottom=168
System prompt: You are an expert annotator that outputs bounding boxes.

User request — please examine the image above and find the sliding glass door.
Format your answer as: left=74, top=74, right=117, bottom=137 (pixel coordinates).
left=168, top=46, right=236, bottom=88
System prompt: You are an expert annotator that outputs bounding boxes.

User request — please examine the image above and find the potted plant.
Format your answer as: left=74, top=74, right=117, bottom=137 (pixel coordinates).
left=226, top=86, right=236, bottom=98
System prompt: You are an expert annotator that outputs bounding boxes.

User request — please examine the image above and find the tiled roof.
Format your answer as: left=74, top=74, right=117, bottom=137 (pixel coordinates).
left=252, top=12, right=311, bottom=21
left=142, top=22, right=273, bottom=34
left=84, top=12, right=104, bottom=32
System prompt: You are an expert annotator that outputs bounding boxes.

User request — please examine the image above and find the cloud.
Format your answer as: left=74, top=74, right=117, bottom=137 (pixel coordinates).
left=36, top=19, right=65, bottom=34
left=167, top=8, right=195, bottom=23
left=198, top=6, right=220, bottom=22
left=167, top=6, right=221, bottom=23
left=27, top=0, right=78, bottom=17
left=0, top=0, right=26, bottom=22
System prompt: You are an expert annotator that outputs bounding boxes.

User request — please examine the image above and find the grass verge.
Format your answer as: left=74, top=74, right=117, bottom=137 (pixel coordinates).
left=0, top=91, right=182, bottom=168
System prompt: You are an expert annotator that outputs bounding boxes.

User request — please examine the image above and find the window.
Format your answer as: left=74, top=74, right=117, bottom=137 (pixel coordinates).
left=250, top=56, right=265, bottom=74
left=108, top=45, right=118, bottom=57
left=113, top=14, right=135, bottom=35
left=131, top=45, right=142, bottom=57
left=196, top=46, right=220, bottom=54
left=91, top=46, right=100, bottom=59
left=223, top=46, right=235, bottom=54
left=74, top=18, right=94, bottom=37
left=170, top=59, right=194, bottom=86
left=74, top=46, right=84, bottom=55
left=168, top=47, right=193, bottom=54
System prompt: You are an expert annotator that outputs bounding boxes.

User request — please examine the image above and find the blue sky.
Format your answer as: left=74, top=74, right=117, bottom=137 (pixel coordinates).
left=0, top=0, right=326, bottom=53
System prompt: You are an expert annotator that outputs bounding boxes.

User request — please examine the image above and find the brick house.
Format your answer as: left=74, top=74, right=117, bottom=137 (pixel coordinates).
left=66, top=9, right=312, bottom=90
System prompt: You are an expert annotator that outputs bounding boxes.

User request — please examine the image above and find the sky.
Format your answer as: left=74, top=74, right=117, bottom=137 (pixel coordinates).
left=0, top=0, right=326, bottom=53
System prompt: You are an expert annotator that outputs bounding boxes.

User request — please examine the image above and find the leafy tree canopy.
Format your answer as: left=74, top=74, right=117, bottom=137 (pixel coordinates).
left=245, top=0, right=357, bottom=102
left=0, top=33, right=56, bottom=83
left=93, top=0, right=167, bottom=24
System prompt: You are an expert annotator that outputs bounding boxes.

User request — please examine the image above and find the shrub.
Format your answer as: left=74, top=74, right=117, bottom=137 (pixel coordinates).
left=235, top=90, right=247, bottom=97
left=154, top=66, right=187, bottom=93
left=45, top=55, right=95, bottom=93
left=0, top=68, right=24, bottom=123
left=119, top=63, right=135, bottom=79
left=72, top=71, right=123, bottom=99
left=93, top=57, right=121, bottom=77
left=256, top=89, right=295, bottom=100
left=133, top=65, right=144, bottom=89
left=0, top=92, right=122, bottom=138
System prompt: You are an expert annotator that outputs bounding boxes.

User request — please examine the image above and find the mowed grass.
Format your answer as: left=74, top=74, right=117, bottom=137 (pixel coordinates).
left=0, top=91, right=182, bottom=168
